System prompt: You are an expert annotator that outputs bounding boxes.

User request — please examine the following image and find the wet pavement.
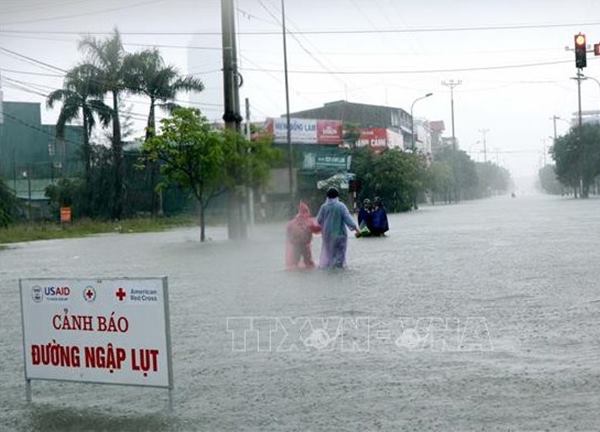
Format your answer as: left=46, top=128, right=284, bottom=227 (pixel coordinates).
left=1, top=194, right=599, bottom=431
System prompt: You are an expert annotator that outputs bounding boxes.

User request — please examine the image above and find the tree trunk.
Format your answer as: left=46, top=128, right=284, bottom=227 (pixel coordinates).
left=112, top=91, right=123, bottom=220
left=146, top=98, right=162, bottom=217
left=82, top=114, right=92, bottom=216
left=199, top=202, right=206, bottom=242
left=582, top=179, right=590, bottom=198
left=146, top=98, right=156, bottom=142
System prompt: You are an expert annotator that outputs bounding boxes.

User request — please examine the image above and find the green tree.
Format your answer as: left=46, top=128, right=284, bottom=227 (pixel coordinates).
left=124, top=48, right=204, bottom=215
left=143, top=108, right=279, bottom=241
left=352, top=147, right=428, bottom=211
left=537, top=164, right=564, bottom=195
left=79, top=28, right=130, bottom=219
left=47, top=64, right=112, bottom=214
left=551, top=124, right=600, bottom=198
left=434, top=146, right=479, bottom=201
left=0, top=178, right=19, bottom=227
left=474, top=161, right=511, bottom=197
left=427, top=161, right=453, bottom=204
left=343, top=123, right=361, bottom=149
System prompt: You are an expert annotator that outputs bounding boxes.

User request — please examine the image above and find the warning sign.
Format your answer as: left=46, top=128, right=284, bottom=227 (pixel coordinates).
left=19, top=278, right=173, bottom=389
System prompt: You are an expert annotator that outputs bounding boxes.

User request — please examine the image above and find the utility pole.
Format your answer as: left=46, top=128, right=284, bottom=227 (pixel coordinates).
left=577, top=69, right=583, bottom=129
left=245, top=97, right=255, bottom=227
left=441, top=79, right=462, bottom=150
left=221, top=0, right=242, bottom=131
left=281, top=0, right=294, bottom=207
left=550, top=115, right=559, bottom=142
left=478, top=128, right=489, bottom=163
left=441, top=79, right=462, bottom=202
left=541, top=138, right=548, bottom=166
left=571, top=69, right=585, bottom=128
left=221, top=0, right=246, bottom=240
left=410, top=92, right=433, bottom=151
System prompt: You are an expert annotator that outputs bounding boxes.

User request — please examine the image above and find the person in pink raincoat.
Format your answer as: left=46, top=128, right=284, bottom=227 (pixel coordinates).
left=285, top=201, right=321, bottom=270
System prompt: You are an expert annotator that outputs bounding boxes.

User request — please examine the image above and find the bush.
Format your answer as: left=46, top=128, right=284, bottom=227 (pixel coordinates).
left=0, top=178, right=20, bottom=227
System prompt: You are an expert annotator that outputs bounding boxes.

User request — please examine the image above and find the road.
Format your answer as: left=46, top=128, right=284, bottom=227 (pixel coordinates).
left=1, top=194, right=599, bottom=431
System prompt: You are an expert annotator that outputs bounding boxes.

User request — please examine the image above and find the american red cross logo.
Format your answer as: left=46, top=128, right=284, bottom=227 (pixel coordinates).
left=83, top=286, right=96, bottom=302
left=116, top=287, right=126, bottom=301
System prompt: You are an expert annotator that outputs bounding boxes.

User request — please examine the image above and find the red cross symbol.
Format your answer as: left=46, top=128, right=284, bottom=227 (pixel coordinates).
left=115, top=287, right=126, bottom=301
left=85, top=289, right=94, bottom=299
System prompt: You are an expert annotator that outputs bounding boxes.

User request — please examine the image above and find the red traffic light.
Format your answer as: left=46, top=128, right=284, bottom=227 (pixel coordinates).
left=575, top=33, right=587, bottom=68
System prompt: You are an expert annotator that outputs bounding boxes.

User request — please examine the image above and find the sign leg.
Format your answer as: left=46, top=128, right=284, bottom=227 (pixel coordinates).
left=25, top=379, right=32, bottom=403
left=168, top=389, right=174, bottom=413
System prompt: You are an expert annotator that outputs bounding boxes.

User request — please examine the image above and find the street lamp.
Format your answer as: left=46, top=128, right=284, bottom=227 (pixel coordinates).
left=410, top=92, right=433, bottom=151
left=580, top=74, right=600, bottom=111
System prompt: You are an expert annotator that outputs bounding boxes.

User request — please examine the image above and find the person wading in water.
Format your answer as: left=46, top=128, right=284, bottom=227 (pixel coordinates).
left=316, top=187, right=358, bottom=269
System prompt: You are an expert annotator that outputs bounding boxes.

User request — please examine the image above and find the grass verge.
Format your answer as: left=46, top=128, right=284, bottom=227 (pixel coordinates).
left=0, top=215, right=197, bottom=245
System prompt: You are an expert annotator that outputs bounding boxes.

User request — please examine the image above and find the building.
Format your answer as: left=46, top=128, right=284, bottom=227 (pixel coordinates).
left=0, top=100, right=83, bottom=210
left=571, top=110, right=600, bottom=127
left=429, top=120, right=446, bottom=156
left=414, top=119, right=433, bottom=157
left=289, top=100, right=413, bottom=145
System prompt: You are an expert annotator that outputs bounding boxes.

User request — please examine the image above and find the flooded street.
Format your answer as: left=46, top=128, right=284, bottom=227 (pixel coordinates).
left=1, top=194, right=600, bottom=431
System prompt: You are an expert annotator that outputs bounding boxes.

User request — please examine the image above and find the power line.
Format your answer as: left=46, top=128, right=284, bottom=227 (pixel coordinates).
left=3, top=75, right=224, bottom=113
left=0, top=33, right=223, bottom=51
left=0, top=46, right=67, bottom=72
left=2, top=110, right=83, bottom=147
left=0, top=0, right=168, bottom=27
left=239, top=58, right=592, bottom=75
left=1, top=0, right=92, bottom=16
left=0, top=47, right=221, bottom=110
left=0, top=68, right=64, bottom=77
left=2, top=20, right=600, bottom=35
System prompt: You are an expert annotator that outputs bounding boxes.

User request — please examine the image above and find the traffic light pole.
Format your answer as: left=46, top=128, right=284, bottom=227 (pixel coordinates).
left=577, top=69, right=583, bottom=129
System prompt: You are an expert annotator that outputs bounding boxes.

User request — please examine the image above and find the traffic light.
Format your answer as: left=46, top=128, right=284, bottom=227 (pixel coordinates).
left=575, top=33, right=587, bottom=68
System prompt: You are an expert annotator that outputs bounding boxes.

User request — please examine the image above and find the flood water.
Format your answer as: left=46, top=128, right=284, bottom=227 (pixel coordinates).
left=1, top=194, right=599, bottom=431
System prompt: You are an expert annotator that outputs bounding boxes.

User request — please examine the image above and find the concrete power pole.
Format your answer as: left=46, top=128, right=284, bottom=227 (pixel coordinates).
left=245, top=97, right=255, bottom=227
left=478, top=128, right=489, bottom=163
left=571, top=70, right=585, bottom=128
left=441, top=79, right=462, bottom=150
left=221, top=0, right=246, bottom=239
left=221, top=0, right=242, bottom=131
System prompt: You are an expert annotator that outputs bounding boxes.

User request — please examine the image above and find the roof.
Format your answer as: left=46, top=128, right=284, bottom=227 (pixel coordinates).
left=288, top=100, right=411, bottom=129
left=429, top=120, right=445, bottom=133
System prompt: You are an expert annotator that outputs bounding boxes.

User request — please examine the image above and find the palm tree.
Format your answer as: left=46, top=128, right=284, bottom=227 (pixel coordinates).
left=47, top=64, right=111, bottom=213
left=124, top=48, right=204, bottom=215
left=78, top=29, right=129, bottom=219
left=124, top=48, right=204, bottom=141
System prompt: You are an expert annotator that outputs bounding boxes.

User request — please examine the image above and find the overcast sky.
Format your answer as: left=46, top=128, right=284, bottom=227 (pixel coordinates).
left=1, top=0, right=599, bottom=183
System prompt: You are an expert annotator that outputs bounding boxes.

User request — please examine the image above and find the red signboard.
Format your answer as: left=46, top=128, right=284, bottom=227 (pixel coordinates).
left=317, top=120, right=343, bottom=145
left=60, top=207, right=72, bottom=224
left=358, top=128, right=388, bottom=147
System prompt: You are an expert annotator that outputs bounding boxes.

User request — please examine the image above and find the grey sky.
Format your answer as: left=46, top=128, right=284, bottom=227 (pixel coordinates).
left=1, top=0, right=599, bottom=180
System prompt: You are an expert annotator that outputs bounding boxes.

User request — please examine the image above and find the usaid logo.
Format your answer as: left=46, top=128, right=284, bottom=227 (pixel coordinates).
left=43, top=286, right=71, bottom=302
left=31, top=285, right=43, bottom=303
